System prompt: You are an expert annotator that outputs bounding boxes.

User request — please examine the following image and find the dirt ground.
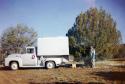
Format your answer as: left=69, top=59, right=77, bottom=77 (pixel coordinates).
left=0, top=59, right=125, bottom=84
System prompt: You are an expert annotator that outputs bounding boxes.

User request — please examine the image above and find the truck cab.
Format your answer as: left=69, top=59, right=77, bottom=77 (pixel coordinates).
left=22, top=47, right=37, bottom=66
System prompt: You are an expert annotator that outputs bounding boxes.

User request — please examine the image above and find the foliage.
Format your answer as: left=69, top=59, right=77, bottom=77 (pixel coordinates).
left=66, top=8, right=122, bottom=60
left=0, top=24, right=37, bottom=56
left=114, top=44, right=125, bottom=58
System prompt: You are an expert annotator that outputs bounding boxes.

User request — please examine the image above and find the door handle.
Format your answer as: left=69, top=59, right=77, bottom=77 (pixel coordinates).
left=32, top=55, right=35, bottom=59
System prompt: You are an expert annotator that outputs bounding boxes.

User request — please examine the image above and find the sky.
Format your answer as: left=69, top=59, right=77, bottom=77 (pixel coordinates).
left=0, top=0, right=125, bottom=43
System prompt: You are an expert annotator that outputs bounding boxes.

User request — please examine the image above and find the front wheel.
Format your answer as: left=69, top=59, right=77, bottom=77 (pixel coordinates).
left=10, top=62, right=18, bottom=70
left=46, top=61, right=55, bottom=69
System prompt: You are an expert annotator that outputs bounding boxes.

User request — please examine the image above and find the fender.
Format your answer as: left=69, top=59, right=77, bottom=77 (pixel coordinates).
left=9, top=58, right=23, bottom=67
left=5, top=55, right=23, bottom=67
left=45, top=58, right=62, bottom=66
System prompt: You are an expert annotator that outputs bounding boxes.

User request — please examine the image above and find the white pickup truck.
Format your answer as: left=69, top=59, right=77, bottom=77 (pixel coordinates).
left=4, top=37, right=69, bottom=70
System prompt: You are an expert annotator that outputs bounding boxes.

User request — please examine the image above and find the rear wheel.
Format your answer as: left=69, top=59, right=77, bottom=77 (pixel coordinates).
left=46, top=61, right=55, bottom=69
left=10, top=62, right=18, bottom=70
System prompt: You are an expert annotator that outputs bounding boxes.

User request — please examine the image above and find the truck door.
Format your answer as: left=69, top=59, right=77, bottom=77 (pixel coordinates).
left=22, top=47, right=37, bottom=66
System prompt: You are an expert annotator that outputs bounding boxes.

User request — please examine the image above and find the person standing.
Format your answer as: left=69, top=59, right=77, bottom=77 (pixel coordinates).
left=90, top=46, right=95, bottom=68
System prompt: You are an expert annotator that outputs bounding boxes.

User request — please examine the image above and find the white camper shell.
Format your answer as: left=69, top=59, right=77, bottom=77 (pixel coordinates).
left=37, top=37, right=69, bottom=56
left=4, top=37, right=69, bottom=70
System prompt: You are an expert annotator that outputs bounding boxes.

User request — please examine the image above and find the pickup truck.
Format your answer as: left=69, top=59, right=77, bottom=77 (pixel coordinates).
left=4, top=37, right=69, bottom=70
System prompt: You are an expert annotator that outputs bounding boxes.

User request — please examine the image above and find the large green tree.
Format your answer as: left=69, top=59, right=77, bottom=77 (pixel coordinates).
left=66, top=8, right=122, bottom=60
left=0, top=24, right=37, bottom=56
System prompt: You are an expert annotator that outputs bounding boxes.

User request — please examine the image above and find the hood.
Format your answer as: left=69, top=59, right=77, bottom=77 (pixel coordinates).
left=7, top=54, right=22, bottom=58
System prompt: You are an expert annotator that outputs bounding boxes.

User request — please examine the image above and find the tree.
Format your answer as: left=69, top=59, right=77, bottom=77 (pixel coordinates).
left=66, top=8, right=122, bottom=60
left=0, top=24, right=37, bottom=56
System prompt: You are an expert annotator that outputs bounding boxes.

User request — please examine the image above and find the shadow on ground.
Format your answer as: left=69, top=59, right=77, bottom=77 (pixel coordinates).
left=0, top=66, right=10, bottom=71
left=29, top=81, right=104, bottom=84
left=93, top=71, right=125, bottom=81
left=29, top=81, right=82, bottom=84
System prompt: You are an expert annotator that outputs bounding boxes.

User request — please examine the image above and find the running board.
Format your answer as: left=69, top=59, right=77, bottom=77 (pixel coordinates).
left=20, top=65, right=44, bottom=68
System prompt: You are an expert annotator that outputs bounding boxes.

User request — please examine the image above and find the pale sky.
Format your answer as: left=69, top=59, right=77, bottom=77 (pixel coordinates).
left=0, top=0, right=125, bottom=43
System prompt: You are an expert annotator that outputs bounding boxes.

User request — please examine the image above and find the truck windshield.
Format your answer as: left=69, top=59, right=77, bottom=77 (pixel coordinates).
left=27, top=48, right=34, bottom=54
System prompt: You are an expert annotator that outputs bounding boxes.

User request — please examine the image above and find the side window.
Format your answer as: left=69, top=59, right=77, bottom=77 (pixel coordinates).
left=27, top=48, right=34, bottom=54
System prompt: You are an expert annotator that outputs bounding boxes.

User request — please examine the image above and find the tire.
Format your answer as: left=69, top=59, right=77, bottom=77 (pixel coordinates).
left=46, top=61, right=55, bottom=69
left=10, top=62, right=18, bottom=70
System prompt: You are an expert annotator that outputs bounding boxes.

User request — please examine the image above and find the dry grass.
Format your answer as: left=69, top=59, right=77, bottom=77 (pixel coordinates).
left=0, top=59, right=125, bottom=84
